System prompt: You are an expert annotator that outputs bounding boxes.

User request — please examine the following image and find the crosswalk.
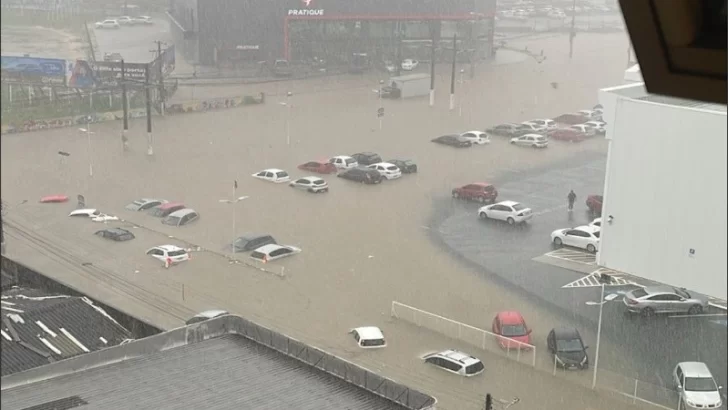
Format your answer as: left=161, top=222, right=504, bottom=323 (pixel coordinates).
left=562, top=267, right=638, bottom=289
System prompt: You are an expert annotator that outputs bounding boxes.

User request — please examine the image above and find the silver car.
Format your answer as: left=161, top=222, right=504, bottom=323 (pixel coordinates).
left=623, top=286, right=709, bottom=317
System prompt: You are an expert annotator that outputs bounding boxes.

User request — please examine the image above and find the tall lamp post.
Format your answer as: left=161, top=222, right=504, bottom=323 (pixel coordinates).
left=78, top=126, right=94, bottom=177
left=585, top=284, right=619, bottom=389
left=378, top=79, right=384, bottom=130
left=458, top=68, right=465, bottom=117
left=279, top=91, right=293, bottom=145
left=219, top=192, right=249, bottom=261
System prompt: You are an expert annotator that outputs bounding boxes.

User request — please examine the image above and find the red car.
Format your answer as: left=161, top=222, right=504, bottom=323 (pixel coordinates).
left=39, top=195, right=69, bottom=203
left=452, top=183, right=498, bottom=203
left=547, top=128, right=586, bottom=142
left=298, top=160, right=337, bottom=174
left=492, top=311, right=532, bottom=350
left=586, top=195, right=603, bottom=215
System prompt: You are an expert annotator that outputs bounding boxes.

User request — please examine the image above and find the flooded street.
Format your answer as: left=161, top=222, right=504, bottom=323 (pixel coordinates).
left=2, top=32, right=667, bottom=409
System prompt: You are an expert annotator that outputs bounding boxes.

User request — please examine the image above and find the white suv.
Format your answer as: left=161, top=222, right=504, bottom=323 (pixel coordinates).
left=146, top=245, right=190, bottom=264
left=422, top=349, right=484, bottom=376
left=673, top=362, right=723, bottom=409
left=368, top=162, right=402, bottom=180
left=349, top=326, right=386, bottom=349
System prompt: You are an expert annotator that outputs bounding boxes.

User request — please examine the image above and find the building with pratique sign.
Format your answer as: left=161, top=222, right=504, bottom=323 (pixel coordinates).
left=167, top=0, right=495, bottom=68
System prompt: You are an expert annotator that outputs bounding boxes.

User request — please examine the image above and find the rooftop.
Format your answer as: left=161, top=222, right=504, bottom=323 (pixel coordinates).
left=1, top=288, right=132, bottom=377
left=602, top=83, right=727, bottom=113
left=0, top=315, right=435, bottom=410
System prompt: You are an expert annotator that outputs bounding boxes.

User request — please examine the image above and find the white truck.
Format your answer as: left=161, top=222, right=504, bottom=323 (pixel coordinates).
left=381, top=73, right=431, bottom=99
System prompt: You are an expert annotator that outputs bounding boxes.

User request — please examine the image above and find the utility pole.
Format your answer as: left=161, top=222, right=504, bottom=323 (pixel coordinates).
left=449, top=34, right=457, bottom=111
left=429, top=30, right=436, bottom=107
left=153, top=40, right=166, bottom=116
left=121, top=59, right=129, bottom=151
left=569, top=0, right=577, bottom=59
left=1, top=202, right=5, bottom=255
left=145, top=65, right=153, bottom=156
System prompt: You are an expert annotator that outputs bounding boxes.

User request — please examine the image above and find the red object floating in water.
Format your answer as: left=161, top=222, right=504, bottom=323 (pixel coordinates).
left=40, top=195, right=69, bottom=203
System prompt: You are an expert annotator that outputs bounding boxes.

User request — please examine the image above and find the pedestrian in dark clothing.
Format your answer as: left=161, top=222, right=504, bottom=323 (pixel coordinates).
left=567, top=190, right=576, bottom=211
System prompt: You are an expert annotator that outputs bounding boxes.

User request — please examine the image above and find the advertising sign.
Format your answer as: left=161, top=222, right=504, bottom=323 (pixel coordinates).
left=66, top=60, right=96, bottom=89
left=288, top=0, right=324, bottom=16
left=0, top=56, right=67, bottom=85
left=91, top=61, right=148, bottom=87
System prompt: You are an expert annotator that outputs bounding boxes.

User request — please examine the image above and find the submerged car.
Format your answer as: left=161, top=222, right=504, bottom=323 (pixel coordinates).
left=252, top=169, right=290, bottom=183
left=492, top=311, right=532, bottom=349
left=510, top=134, right=549, bottom=148
left=146, top=245, right=190, bottom=264
left=162, top=208, right=199, bottom=227
left=148, top=202, right=186, bottom=217
left=337, top=167, right=382, bottom=184
left=229, top=233, right=277, bottom=253
left=250, top=244, right=301, bottom=262
left=125, top=198, right=167, bottom=211
left=422, top=350, right=485, bottom=377
left=387, top=159, right=417, bottom=174
left=547, top=327, right=589, bottom=370
left=351, top=152, right=383, bottom=166
left=95, top=228, right=135, bottom=241
left=431, top=135, right=472, bottom=148
left=297, top=160, right=337, bottom=174
left=289, top=176, right=329, bottom=193
left=349, top=326, right=386, bottom=349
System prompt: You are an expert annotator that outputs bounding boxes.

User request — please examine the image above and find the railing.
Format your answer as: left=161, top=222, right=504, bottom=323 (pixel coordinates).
left=391, top=301, right=536, bottom=367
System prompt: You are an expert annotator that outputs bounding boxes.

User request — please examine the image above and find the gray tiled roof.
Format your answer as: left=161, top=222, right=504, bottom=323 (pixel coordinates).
left=1, top=289, right=132, bottom=376
left=1, top=334, right=412, bottom=410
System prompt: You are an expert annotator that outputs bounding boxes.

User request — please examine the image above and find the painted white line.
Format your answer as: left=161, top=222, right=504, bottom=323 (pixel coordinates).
left=667, top=313, right=728, bottom=319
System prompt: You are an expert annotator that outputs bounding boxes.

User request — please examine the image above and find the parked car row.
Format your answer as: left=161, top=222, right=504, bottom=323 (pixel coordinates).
left=486, top=107, right=605, bottom=144
left=95, top=15, right=153, bottom=29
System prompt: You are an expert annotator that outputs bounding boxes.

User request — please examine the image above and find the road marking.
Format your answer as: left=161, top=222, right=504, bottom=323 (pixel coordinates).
left=667, top=313, right=728, bottom=319
left=544, top=249, right=596, bottom=265
left=562, top=268, right=638, bottom=289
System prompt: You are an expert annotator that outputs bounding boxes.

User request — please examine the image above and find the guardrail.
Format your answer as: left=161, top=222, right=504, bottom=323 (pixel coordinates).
left=390, top=301, right=536, bottom=367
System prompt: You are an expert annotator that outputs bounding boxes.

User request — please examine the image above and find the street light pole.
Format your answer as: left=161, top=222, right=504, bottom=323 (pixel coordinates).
left=79, top=127, right=93, bottom=177
left=378, top=79, right=384, bottom=130
left=458, top=69, right=465, bottom=117
left=286, top=91, right=292, bottom=145
left=586, top=284, right=619, bottom=390
left=219, top=193, right=249, bottom=261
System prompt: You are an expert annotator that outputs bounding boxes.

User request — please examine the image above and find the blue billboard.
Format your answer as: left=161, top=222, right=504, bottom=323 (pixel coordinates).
left=0, top=56, right=67, bottom=86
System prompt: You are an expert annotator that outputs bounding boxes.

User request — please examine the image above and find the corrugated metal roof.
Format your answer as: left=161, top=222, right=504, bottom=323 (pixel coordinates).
left=1, top=335, right=411, bottom=410
left=1, top=289, right=132, bottom=376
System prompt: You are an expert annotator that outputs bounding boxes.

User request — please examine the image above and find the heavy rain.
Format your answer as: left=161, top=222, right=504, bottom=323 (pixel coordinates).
left=1, top=1, right=726, bottom=409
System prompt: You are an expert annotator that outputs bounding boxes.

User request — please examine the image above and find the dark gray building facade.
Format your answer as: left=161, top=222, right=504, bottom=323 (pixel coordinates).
left=168, top=0, right=496, bottom=68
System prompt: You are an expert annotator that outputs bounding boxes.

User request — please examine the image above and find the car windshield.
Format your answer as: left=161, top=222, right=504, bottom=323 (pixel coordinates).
left=501, top=324, right=527, bottom=337
left=250, top=251, right=266, bottom=260
left=630, top=288, right=648, bottom=298
left=512, top=203, right=525, bottom=211
left=675, top=288, right=691, bottom=299
left=361, top=338, right=385, bottom=347
left=312, top=179, right=325, bottom=185
left=163, top=216, right=181, bottom=225
left=684, top=377, right=717, bottom=392
left=593, top=231, right=600, bottom=238
left=556, top=339, right=583, bottom=352
left=465, top=362, right=484, bottom=374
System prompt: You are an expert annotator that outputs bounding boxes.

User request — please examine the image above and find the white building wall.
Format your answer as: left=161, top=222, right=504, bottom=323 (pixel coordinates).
left=597, top=94, right=727, bottom=300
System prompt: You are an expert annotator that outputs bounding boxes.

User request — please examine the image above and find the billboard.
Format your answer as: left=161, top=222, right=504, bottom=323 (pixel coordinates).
left=66, top=60, right=96, bottom=89
left=90, top=61, right=148, bottom=87
left=0, top=56, right=67, bottom=86
left=149, top=45, right=176, bottom=81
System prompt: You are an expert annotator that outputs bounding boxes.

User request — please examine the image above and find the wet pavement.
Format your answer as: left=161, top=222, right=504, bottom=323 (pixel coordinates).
left=434, top=154, right=728, bottom=393
left=2, top=31, right=722, bottom=409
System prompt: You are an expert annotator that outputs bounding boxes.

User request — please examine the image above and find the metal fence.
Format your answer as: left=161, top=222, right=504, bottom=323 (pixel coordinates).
left=391, top=301, right=537, bottom=367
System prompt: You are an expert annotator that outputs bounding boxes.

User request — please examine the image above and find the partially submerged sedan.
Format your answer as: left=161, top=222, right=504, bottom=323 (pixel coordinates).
left=289, top=176, right=329, bottom=193
left=125, top=198, right=167, bottom=212
left=250, top=244, right=301, bottom=263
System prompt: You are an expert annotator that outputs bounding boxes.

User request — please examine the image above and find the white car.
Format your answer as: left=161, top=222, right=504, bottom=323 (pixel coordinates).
left=589, top=217, right=602, bottom=229
left=69, top=208, right=102, bottom=218
left=252, top=168, right=290, bottom=183
left=401, top=59, right=419, bottom=71
left=383, top=60, right=397, bottom=73
left=551, top=225, right=600, bottom=253
left=367, top=162, right=402, bottom=180
left=517, top=122, right=547, bottom=133
left=91, top=213, right=119, bottom=222
left=673, top=362, right=723, bottom=410
left=577, top=109, right=602, bottom=120
left=523, top=119, right=556, bottom=130
left=95, top=19, right=120, bottom=29
left=478, top=200, right=532, bottom=224
left=116, top=16, right=135, bottom=25
left=570, top=124, right=596, bottom=137
left=146, top=245, right=190, bottom=264
left=125, top=198, right=167, bottom=211
left=133, top=15, right=153, bottom=24
left=510, top=134, right=549, bottom=148
left=250, top=244, right=301, bottom=262
left=289, top=176, right=329, bottom=193
left=581, top=121, right=606, bottom=134
left=349, top=326, right=386, bottom=349
left=459, top=131, right=491, bottom=145
left=423, top=349, right=485, bottom=377
left=329, top=155, right=358, bottom=170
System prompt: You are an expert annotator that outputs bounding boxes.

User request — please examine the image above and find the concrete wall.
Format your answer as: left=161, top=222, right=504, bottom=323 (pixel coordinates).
left=596, top=96, right=727, bottom=300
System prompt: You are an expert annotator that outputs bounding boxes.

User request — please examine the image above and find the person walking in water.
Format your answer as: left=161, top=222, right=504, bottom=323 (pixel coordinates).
left=567, top=190, right=577, bottom=211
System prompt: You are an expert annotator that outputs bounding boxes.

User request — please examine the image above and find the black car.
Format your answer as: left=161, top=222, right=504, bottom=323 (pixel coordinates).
left=485, top=123, right=521, bottom=137
left=547, top=327, right=589, bottom=370
left=387, top=159, right=417, bottom=174
left=95, top=228, right=135, bottom=241
left=431, top=135, right=472, bottom=148
left=351, top=152, right=383, bottom=166
left=337, top=167, right=382, bottom=184
left=229, top=233, right=277, bottom=253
